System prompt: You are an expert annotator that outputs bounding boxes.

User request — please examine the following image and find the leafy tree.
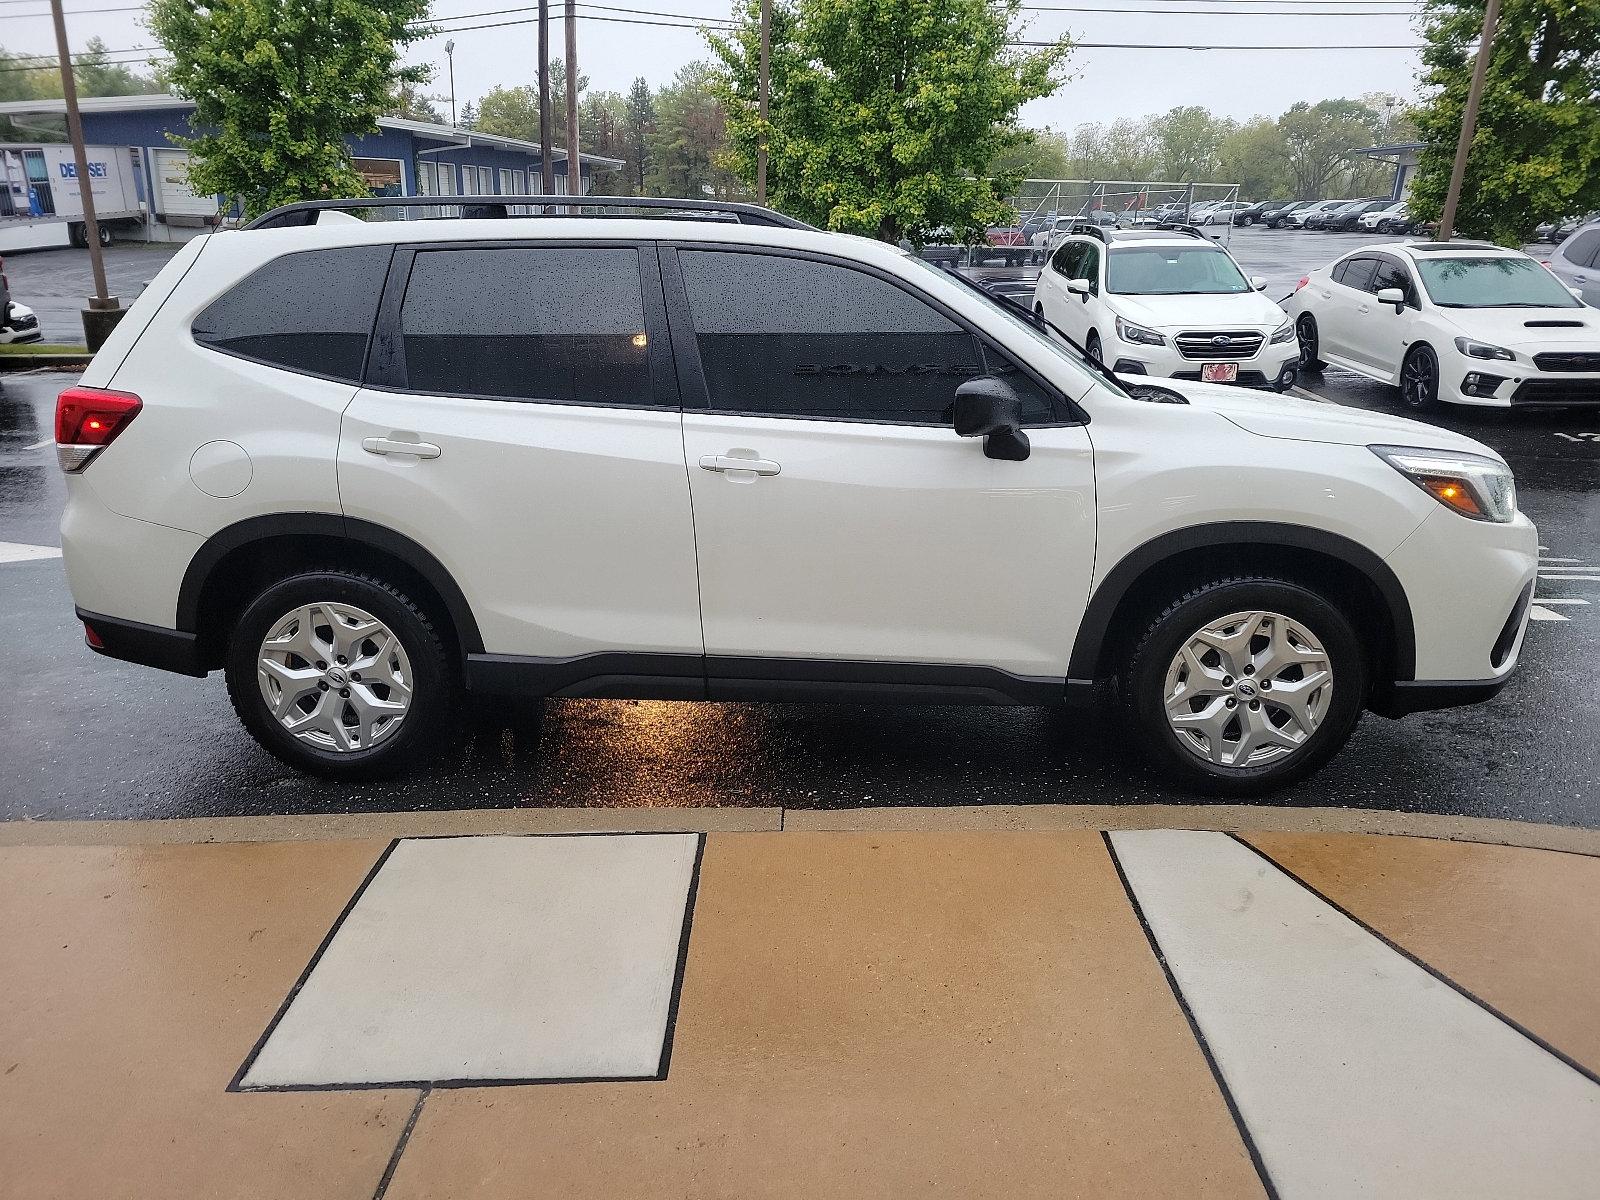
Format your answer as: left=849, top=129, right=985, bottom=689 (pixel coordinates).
left=458, top=100, right=478, bottom=130
left=647, top=61, right=743, bottom=199
left=387, top=79, right=446, bottom=124
left=710, top=0, right=1069, bottom=242
left=989, top=128, right=1071, bottom=181
left=74, top=37, right=160, bottom=97
left=1276, top=99, right=1381, bottom=198
left=1217, top=117, right=1292, bottom=199
left=475, top=60, right=587, bottom=147
left=1408, top=0, right=1600, bottom=243
left=150, top=0, right=432, bottom=217
left=580, top=90, right=631, bottom=189
left=1151, top=106, right=1236, bottom=182
left=623, top=76, right=656, bottom=195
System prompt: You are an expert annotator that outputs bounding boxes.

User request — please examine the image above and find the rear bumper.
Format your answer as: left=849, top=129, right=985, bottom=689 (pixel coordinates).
left=1370, top=677, right=1510, bottom=718
left=76, top=608, right=207, bottom=677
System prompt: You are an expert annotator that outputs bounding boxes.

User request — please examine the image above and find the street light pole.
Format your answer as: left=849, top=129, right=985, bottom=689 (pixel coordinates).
left=49, top=0, right=120, bottom=350
left=564, top=0, right=580, bottom=202
left=539, top=0, right=554, bottom=195
left=445, top=40, right=456, bottom=127
left=1437, top=0, right=1500, bottom=242
left=757, top=0, right=770, bottom=204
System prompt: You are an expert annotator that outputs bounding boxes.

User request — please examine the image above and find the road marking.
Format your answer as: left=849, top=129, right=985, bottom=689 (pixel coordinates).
left=237, top=833, right=702, bottom=1090
left=23, top=436, right=52, bottom=450
left=1542, top=557, right=1583, bottom=563
left=1538, top=575, right=1600, bottom=583
left=1534, top=597, right=1589, bottom=605
left=1109, top=830, right=1600, bottom=1199
left=0, top=541, right=61, bottom=563
left=1531, top=606, right=1570, bottom=621
left=1287, top=384, right=1331, bottom=404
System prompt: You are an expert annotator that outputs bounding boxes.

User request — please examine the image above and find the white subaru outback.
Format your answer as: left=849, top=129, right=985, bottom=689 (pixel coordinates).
left=57, top=197, right=1537, bottom=795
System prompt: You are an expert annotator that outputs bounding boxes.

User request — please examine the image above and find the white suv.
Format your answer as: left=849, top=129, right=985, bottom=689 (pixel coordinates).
left=57, top=197, right=1537, bottom=795
left=1033, top=225, right=1301, bottom=390
left=1284, top=241, right=1600, bottom=411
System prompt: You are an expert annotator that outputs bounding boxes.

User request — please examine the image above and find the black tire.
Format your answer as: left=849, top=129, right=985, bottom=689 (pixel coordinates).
left=1086, top=329, right=1103, bottom=364
left=1118, top=576, right=1367, bottom=796
left=96, top=223, right=113, bottom=247
left=1399, top=343, right=1441, bottom=412
left=1295, top=314, right=1326, bottom=372
left=68, top=222, right=88, bottom=249
left=225, top=569, right=463, bottom=780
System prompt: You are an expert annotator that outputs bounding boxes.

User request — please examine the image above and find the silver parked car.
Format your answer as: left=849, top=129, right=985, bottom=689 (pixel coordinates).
left=1546, top=218, right=1600, bottom=306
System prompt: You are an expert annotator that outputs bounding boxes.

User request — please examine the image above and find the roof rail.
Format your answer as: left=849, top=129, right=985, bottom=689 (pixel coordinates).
left=1065, top=221, right=1110, bottom=243
left=1408, top=240, right=1501, bottom=251
left=243, top=194, right=816, bottom=231
left=1151, top=222, right=1205, bottom=237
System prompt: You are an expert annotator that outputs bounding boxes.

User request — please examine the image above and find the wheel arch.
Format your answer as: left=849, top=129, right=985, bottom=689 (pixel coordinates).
left=176, top=514, right=484, bottom=671
left=1069, top=522, right=1416, bottom=687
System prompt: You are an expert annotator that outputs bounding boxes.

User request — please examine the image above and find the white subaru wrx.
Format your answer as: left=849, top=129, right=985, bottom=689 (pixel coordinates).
left=1284, top=241, right=1600, bottom=411
left=57, top=197, right=1537, bottom=796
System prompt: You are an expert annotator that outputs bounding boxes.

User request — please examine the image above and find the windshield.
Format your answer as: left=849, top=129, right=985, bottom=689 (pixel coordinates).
left=900, top=253, right=1129, bottom=398
left=1415, top=256, right=1581, bottom=309
left=1107, top=246, right=1251, bottom=295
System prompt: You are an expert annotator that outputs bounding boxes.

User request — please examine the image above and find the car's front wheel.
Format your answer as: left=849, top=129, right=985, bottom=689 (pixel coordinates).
left=225, top=570, right=463, bottom=779
left=1119, top=577, right=1367, bottom=795
left=1400, top=344, right=1441, bottom=412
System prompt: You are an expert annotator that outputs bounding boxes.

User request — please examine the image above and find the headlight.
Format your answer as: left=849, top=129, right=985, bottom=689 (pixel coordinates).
left=1116, top=315, right=1166, bottom=346
left=1370, top=444, right=1517, bottom=523
left=1269, top=320, right=1294, bottom=344
left=1454, top=337, right=1515, bottom=362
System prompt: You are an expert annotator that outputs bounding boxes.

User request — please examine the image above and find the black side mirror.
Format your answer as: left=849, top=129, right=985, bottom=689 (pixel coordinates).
left=953, top=377, right=1031, bottom=461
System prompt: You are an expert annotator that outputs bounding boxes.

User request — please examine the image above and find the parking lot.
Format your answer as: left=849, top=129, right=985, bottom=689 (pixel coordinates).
left=1, top=227, right=1597, bottom=827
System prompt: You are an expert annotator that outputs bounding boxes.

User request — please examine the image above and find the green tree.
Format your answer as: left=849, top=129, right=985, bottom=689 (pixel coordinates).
left=387, top=79, right=446, bottom=124
left=1151, top=106, right=1236, bottom=182
left=475, top=60, right=586, bottom=147
left=150, top=0, right=432, bottom=217
left=1276, top=99, right=1381, bottom=198
left=710, top=0, right=1069, bottom=242
left=989, top=128, right=1070, bottom=181
left=1217, top=117, right=1292, bottom=199
left=580, top=90, right=631, bottom=189
left=74, top=37, right=160, bottom=97
left=458, top=100, right=478, bottom=130
left=623, top=76, right=656, bottom=195
left=647, top=61, right=742, bottom=200
left=1408, top=0, right=1600, bottom=243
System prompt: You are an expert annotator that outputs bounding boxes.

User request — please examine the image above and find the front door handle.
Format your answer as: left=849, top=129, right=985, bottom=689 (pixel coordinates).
left=699, top=454, right=780, bottom=476
left=362, top=435, right=441, bottom=459
left=1357, top=303, right=1372, bottom=314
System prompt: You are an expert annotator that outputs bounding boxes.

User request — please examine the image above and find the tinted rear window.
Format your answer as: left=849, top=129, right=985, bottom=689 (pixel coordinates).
left=192, top=245, right=390, bottom=382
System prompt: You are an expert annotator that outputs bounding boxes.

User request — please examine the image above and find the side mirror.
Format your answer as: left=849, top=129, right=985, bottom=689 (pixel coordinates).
left=953, top=377, right=1031, bottom=461
left=1250, top=276, right=1268, bottom=291
left=1375, top=287, right=1406, bottom=312
left=1067, top=277, right=1091, bottom=297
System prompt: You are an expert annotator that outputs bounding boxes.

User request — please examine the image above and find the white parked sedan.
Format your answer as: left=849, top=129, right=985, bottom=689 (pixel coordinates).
left=1283, top=241, right=1600, bottom=411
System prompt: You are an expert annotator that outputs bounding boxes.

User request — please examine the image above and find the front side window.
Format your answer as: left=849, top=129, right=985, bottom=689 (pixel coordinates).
left=677, top=249, right=1059, bottom=424
left=398, top=246, right=654, bottom=404
left=192, top=245, right=390, bottom=382
left=1106, top=246, right=1249, bottom=295
left=1051, top=241, right=1083, bottom=278
left=1079, top=244, right=1101, bottom=293
left=1415, top=255, right=1582, bottom=309
left=1367, top=257, right=1415, bottom=303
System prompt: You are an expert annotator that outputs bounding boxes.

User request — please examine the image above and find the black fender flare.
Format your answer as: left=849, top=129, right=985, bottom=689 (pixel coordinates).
left=1066, top=521, right=1416, bottom=682
left=175, top=513, right=484, bottom=654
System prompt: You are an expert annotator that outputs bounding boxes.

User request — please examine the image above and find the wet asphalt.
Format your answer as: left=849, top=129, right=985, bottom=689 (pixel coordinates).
left=2, top=228, right=1598, bottom=825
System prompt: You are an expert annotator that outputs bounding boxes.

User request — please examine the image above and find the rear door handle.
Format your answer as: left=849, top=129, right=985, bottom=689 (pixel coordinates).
left=699, top=454, right=780, bottom=476
left=362, top=436, right=441, bottom=459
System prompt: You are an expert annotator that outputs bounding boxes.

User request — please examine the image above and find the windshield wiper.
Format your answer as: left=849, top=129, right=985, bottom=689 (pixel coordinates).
left=938, top=266, right=1126, bottom=389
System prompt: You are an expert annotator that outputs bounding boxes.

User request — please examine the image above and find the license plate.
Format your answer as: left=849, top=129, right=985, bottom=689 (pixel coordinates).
left=1201, top=362, right=1239, bottom=383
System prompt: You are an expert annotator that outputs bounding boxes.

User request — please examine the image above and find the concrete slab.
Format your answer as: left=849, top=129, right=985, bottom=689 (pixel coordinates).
left=1110, top=829, right=1600, bottom=1199
left=239, top=834, right=702, bottom=1088
left=385, top=831, right=1267, bottom=1199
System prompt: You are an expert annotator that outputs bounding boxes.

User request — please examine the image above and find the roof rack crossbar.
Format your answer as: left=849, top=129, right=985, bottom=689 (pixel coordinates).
left=243, top=194, right=815, bottom=231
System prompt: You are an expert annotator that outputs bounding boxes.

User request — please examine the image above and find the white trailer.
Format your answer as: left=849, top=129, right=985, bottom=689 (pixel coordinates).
left=0, top=143, right=145, bottom=252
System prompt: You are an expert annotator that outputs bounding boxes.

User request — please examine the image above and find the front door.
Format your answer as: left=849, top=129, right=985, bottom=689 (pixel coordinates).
left=339, top=241, right=704, bottom=670
left=664, top=245, right=1097, bottom=690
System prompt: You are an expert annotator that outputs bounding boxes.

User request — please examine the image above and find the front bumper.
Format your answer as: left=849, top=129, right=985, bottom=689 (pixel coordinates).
left=1110, top=335, right=1301, bottom=389
left=1439, top=351, right=1600, bottom=407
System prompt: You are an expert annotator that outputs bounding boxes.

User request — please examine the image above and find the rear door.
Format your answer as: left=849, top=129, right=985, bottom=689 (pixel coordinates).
left=1319, top=255, right=1378, bottom=363
left=1554, top=229, right=1600, bottom=306
left=338, top=240, right=704, bottom=679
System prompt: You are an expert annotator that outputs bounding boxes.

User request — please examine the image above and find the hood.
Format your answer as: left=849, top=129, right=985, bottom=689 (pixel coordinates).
left=1158, top=378, right=1500, bottom=456
left=1439, top=307, right=1600, bottom=349
left=1112, top=290, right=1287, bottom=331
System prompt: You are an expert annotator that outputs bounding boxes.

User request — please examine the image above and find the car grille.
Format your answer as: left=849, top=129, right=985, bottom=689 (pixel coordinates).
left=13, top=313, right=37, bottom=330
left=1175, top=330, right=1265, bottom=361
left=1512, top=378, right=1600, bottom=405
left=1533, top=351, right=1600, bottom=372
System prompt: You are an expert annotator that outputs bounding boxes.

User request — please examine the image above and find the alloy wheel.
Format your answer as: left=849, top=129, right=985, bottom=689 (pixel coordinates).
left=1161, top=609, right=1333, bottom=769
left=255, top=602, right=413, bottom=752
left=1402, top=347, right=1438, bottom=409
left=1296, top=315, right=1319, bottom=368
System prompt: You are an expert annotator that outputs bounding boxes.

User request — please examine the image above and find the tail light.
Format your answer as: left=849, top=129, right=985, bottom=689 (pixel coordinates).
left=1295, top=275, right=1310, bottom=291
left=55, top=385, right=141, bottom=473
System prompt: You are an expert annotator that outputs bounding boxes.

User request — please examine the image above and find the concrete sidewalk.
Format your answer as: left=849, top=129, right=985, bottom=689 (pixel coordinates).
left=4, top=809, right=1599, bottom=1199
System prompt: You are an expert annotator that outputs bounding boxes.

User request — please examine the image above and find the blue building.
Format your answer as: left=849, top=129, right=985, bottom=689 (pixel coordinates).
left=0, top=93, right=623, bottom=240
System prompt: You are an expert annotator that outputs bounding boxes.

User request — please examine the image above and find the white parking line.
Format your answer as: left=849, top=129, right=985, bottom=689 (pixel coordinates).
left=1539, top=576, right=1600, bottom=583
left=0, top=541, right=62, bottom=563
left=1530, top=606, right=1570, bottom=622
left=238, top=833, right=702, bottom=1089
left=1110, top=830, right=1600, bottom=1200
left=1534, top=598, right=1589, bottom=605
left=23, top=437, right=52, bottom=451
left=1287, top=384, right=1331, bottom=404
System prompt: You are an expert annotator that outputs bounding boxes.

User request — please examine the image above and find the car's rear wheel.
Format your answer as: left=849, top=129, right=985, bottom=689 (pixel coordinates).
left=1400, top=344, right=1441, bottom=412
left=1119, top=577, right=1367, bottom=795
left=225, top=570, right=463, bottom=779
left=1295, top=314, right=1325, bottom=372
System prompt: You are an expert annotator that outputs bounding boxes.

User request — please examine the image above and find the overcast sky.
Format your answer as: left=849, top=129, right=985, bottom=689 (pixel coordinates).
left=21, top=1, right=1427, bottom=129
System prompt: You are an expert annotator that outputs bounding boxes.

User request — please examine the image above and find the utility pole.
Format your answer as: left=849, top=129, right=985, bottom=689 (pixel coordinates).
left=539, top=0, right=554, bottom=195
left=564, top=0, right=580, bottom=203
left=1437, top=0, right=1500, bottom=242
left=445, top=40, right=456, bottom=127
left=757, top=0, right=770, bottom=204
left=49, top=0, right=120, bottom=350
